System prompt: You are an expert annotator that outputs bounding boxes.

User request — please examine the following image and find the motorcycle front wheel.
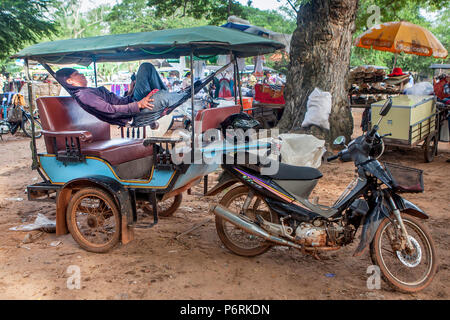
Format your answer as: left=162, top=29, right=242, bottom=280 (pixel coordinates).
left=215, top=185, right=279, bottom=257
left=22, top=117, right=42, bottom=138
left=370, top=213, right=438, bottom=293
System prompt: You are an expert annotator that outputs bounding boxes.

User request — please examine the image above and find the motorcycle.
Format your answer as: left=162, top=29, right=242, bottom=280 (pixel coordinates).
left=210, top=97, right=437, bottom=293
left=1, top=96, right=42, bottom=139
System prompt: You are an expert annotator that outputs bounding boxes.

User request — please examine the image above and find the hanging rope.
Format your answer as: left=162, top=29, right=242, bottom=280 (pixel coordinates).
left=140, top=47, right=176, bottom=55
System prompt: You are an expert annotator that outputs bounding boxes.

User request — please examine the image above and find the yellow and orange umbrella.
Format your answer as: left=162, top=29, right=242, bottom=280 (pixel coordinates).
left=354, top=21, right=448, bottom=61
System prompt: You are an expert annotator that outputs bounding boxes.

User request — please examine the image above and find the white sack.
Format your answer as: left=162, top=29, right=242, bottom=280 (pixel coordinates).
left=301, top=88, right=332, bottom=130
left=277, top=134, right=326, bottom=168
left=404, top=82, right=434, bottom=96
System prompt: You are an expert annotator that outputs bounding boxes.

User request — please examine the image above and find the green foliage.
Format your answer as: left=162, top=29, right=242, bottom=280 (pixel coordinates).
left=266, top=54, right=290, bottom=75
left=53, top=0, right=111, bottom=39
left=0, top=0, right=57, bottom=61
left=147, top=0, right=245, bottom=25
left=3, top=0, right=447, bottom=82
left=106, top=0, right=209, bottom=34
left=142, top=0, right=296, bottom=74
left=355, top=0, right=449, bottom=32
left=241, top=6, right=296, bottom=34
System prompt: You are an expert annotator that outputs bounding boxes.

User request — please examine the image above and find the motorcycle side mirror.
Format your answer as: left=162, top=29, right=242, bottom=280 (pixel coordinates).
left=379, top=97, right=393, bottom=117
left=333, top=136, right=346, bottom=146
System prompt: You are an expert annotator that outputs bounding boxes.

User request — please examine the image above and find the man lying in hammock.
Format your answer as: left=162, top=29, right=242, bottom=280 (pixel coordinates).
left=55, top=62, right=231, bottom=128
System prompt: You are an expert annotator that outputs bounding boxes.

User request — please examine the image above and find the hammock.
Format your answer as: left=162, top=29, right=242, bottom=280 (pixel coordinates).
left=42, top=61, right=233, bottom=128
left=131, top=62, right=233, bottom=127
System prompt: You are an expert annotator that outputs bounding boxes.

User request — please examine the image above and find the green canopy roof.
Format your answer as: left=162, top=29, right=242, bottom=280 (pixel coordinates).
left=12, top=26, right=284, bottom=66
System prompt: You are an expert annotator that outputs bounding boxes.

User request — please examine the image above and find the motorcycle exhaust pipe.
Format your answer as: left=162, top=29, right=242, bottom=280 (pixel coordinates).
left=211, top=204, right=303, bottom=250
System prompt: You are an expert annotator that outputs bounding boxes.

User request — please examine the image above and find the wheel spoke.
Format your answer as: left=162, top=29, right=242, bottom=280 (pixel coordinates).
left=72, top=193, right=118, bottom=247
left=376, top=217, right=434, bottom=289
left=221, top=189, right=275, bottom=251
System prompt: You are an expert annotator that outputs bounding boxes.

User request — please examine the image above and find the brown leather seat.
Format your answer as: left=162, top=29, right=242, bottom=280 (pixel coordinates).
left=194, top=104, right=241, bottom=133
left=79, top=139, right=153, bottom=165
left=37, top=96, right=153, bottom=166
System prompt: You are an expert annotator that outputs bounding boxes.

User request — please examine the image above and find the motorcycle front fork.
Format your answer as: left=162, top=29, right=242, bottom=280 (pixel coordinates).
left=386, top=194, right=414, bottom=251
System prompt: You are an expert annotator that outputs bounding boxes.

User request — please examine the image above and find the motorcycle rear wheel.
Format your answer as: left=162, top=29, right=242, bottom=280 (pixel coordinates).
left=22, top=117, right=42, bottom=138
left=215, top=185, right=279, bottom=257
left=370, top=214, right=437, bottom=293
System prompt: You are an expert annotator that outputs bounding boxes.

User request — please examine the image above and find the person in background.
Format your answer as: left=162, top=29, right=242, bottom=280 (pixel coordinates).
left=241, top=74, right=249, bottom=86
left=403, top=71, right=415, bottom=91
left=248, top=72, right=257, bottom=87
left=263, top=70, right=275, bottom=85
left=167, top=71, right=179, bottom=87
left=125, top=73, right=136, bottom=97
left=172, top=80, right=182, bottom=92
left=408, top=72, right=415, bottom=86
left=275, top=72, right=286, bottom=86
left=182, top=72, right=191, bottom=89
left=0, top=74, right=5, bottom=93
left=160, top=72, right=169, bottom=88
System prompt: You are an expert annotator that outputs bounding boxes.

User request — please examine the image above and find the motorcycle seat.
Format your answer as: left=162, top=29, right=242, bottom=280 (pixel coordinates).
left=266, top=162, right=322, bottom=181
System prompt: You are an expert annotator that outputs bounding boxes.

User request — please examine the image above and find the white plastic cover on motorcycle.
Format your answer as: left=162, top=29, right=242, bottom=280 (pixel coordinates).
left=277, top=133, right=326, bottom=169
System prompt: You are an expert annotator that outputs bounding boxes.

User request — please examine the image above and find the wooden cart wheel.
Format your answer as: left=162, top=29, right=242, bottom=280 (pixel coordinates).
left=66, top=187, right=121, bottom=253
left=424, top=134, right=438, bottom=163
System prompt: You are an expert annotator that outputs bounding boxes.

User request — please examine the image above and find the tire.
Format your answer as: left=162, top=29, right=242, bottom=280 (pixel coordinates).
left=370, top=214, right=438, bottom=293
left=215, top=185, right=278, bottom=257
left=141, top=193, right=182, bottom=218
left=66, top=187, right=121, bottom=253
left=424, top=134, right=437, bottom=163
left=22, top=117, right=42, bottom=139
left=254, top=116, right=269, bottom=129
left=184, top=119, right=191, bottom=131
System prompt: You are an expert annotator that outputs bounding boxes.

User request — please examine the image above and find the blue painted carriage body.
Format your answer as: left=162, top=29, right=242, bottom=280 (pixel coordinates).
left=38, top=141, right=270, bottom=189
left=38, top=154, right=218, bottom=189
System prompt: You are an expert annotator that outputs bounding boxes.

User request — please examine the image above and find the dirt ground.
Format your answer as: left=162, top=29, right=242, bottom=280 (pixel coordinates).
left=0, top=112, right=448, bottom=300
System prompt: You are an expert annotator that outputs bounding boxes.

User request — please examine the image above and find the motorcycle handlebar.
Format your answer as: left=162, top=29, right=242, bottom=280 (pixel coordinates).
left=366, top=125, right=378, bottom=141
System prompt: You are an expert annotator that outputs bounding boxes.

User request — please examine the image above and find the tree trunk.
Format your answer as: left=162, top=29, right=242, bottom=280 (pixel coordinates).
left=278, top=0, right=359, bottom=144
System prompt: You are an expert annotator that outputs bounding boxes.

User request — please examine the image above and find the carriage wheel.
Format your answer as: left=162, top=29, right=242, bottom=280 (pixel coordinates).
left=254, top=116, right=269, bottom=129
left=141, top=194, right=183, bottom=218
left=66, top=187, right=121, bottom=253
left=424, top=134, right=437, bottom=163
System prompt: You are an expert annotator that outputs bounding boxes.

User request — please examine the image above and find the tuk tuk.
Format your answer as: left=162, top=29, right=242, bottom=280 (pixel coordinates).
left=12, top=26, right=284, bottom=253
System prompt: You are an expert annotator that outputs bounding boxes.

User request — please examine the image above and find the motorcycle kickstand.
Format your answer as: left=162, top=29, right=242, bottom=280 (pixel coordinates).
left=310, top=250, right=321, bottom=261
left=301, top=247, right=321, bottom=261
